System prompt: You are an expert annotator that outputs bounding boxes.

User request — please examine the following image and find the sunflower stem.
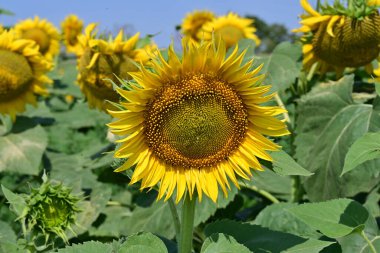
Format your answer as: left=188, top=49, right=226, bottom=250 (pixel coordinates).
left=316, top=0, right=321, bottom=11
left=274, top=93, right=290, bottom=124
left=291, top=176, right=304, bottom=203
left=179, top=194, right=196, bottom=253
left=241, top=184, right=280, bottom=203
left=360, top=230, right=377, bottom=253
left=168, top=197, right=181, bottom=244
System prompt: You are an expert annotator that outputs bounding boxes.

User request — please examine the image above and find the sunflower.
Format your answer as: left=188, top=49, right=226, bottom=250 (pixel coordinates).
left=0, top=24, right=3, bottom=33
left=108, top=38, right=289, bottom=203
left=14, top=16, right=60, bottom=61
left=294, top=0, right=380, bottom=75
left=198, top=12, right=261, bottom=48
left=0, top=30, right=52, bottom=120
left=61, top=14, right=84, bottom=55
left=181, top=10, right=215, bottom=42
left=77, top=24, right=155, bottom=110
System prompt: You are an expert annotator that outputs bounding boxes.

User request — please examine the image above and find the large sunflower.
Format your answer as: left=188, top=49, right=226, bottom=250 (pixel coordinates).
left=77, top=24, right=156, bottom=110
left=108, top=38, right=289, bottom=203
left=14, top=16, right=60, bottom=61
left=0, top=30, right=52, bottom=120
left=181, top=10, right=215, bottom=42
left=61, top=14, right=84, bottom=55
left=198, top=12, right=261, bottom=48
left=294, top=0, right=380, bottom=75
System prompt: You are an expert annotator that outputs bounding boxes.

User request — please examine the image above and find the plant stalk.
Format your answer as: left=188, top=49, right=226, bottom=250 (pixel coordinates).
left=360, top=231, right=377, bottom=253
left=168, top=197, right=181, bottom=244
left=179, top=194, right=196, bottom=253
left=241, top=184, right=280, bottom=203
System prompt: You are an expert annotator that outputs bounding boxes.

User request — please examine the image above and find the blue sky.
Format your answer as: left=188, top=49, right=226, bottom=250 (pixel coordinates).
left=0, top=0, right=317, bottom=47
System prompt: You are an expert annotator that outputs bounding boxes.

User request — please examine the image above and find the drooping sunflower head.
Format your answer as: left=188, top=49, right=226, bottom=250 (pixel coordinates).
left=181, top=10, right=215, bottom=42
left=108, top=38, right=289, bottom=203
left=14, top=16, right=60, bottom=61
left=0, top=29, right=52, bottom=120
left=77, top=24, right=155, bottom=111
left=198, top=12, right=261, bottom=48
left=61, top=14, right=84, bottom=55
left=21, top=179, right=81, bottom=243
left=294, top=0, right=380, bottom=74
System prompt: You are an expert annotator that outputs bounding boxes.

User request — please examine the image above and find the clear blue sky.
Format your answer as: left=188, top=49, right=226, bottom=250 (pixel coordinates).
left=0, top=0, right=318, bottom=47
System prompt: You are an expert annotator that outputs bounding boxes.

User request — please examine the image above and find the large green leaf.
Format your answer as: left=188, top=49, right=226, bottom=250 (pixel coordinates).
left=254, top=42, right=302, bottom=92
left=57, top=241, right=113, bottom=253
left=271, top=150, right=313, bottom=176
left=342, top=132, right=380, bottom=175
left=201, top=233, right=252, bottom=253
left=205, top=220, right=334, bottom=253
left=0, top=220, right=19, bottom=253
left=0, top=125, right=47, bottom=175
left=288, top=199, right=369, bottom=238
left=364, top=186, right=380, bottom=218
left=119, top=232, right=168, bottom=253
left=295, top=76, right=380, bottom=200
left=253, top=203, right=321, bottom=238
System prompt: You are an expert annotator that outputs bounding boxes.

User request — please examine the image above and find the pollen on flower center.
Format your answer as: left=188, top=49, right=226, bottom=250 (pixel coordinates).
left=22, top=28, right=51, bottom=54
left=145, top=74, right=248, bottom=168
left=0, top=49, right=33, bottom=100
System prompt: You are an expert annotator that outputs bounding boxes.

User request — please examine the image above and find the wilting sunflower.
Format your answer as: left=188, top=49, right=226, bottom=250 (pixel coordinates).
left=108, top=38, right=289, bottom=203
left=77, top=24, right=155, bottom=110
left=61, top=14, right=84, bottom=55
left=198, top=12, right=261, bottom=48
left=0, top=30, right=52, bottom=120
left=14, top=16, right=60, bottom=61
left=294, top=0, right=380, bottom=75
left=181, top=10, right=215, bottom=42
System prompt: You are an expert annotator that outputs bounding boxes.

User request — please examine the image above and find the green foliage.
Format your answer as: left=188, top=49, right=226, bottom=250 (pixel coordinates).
left=0, top=125, right=47, bottom=175
left=201, top=233, right=251, bottom=253
left=342, top=132, right=380, bottom=175
left=295, top=75, right=380, bottom=201
left=270, top=150, right=313, bottom=176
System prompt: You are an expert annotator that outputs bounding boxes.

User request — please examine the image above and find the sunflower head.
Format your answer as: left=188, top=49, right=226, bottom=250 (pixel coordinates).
left=181, top=10, right=215, bottom=42
left=20, top=178, right=81, bottom=243
left=61, top=14, right=84, bottom=55
left=294, top=0, right=380, bottom=74
left=0, top=29, right=52, bottom=120
left=108, top=38, right=289, bottom=203
left=198, top=12, right=261, bottom=48
left=77, top=24, right=155, bottom=111
left=14, top=16, right=60, bottom=61
left=0, top=24, right=3, bottom=33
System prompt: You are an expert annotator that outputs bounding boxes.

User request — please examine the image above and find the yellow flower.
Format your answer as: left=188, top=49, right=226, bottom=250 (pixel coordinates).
left=61, top=14, right=84, bottom=55
left=181, top=10, right=215, bottom=42
left=77, top=24, right=154, bottom=111
left=199, top=12, right=261, bottom=48
left=108, top=38, right=289, bottom=203
left=368, top=0, right=380, bottom=6
left=0, top=30, right=52, bottom=120
left=294, top=0, right=380, bottom=75
left=0, top=24, right=3, bottom=33
left=14, top=16, right=60, bottom=61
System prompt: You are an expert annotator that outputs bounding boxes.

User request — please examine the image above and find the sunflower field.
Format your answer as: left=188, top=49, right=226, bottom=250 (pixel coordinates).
left=0, top=0, right=380, bottom=252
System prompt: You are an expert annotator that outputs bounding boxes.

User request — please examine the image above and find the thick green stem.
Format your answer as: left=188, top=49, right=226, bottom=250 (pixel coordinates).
left=179, top=194, right=196, bottom=253
left=241, top=184, right=280, bottom=203
left=360, top=231, right=377, bottom=253
left=168, top=197, right=181, bottom=244
left=291, top=176, right=304, bottom=203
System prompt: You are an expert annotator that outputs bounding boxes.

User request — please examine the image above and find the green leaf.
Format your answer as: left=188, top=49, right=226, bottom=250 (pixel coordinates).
left=375, top=82, right=380, bottom=96
left=1, top=185, right=27, bottom=217
left=364, top=186, right=380, bottom=218
left=271, top=150, right=313, bottom=176
left=0, top=220, right=19, bottom=253
left=0, top=125, right=47, bottom=175
left=201, top=233, right=252, bottom=253
left=0, top=8, right=14, bottom=15
left=205, top=220, right=334, bottom=253
left=254, top=42, right=302, bottom=92
left=254, top=203, right=321, bottom=238
left=119, top=232, right=168, bottom=253
left=124, top=200, right=175, bottom=238
left=361, top=236, right=380, bottom=253
left=295, top=75, right=380, bottom=200
left=57, top=241, right=113, bottom=253
left=288, top=199, right=369, bottom=238
left=342, top=132, right=380, bottom=175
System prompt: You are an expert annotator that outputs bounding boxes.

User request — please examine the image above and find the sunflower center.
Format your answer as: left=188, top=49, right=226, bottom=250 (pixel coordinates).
left=313, top=14, right=380, bottom=67
left=0, top=49, right=33, bottom=101
left=39, top=198, right=71, bottom=228
left=145, top=74, right=247, bottom=168
left=22, top=28, right=51, bottom=54
left=218, top=25, right=244, bottom=47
